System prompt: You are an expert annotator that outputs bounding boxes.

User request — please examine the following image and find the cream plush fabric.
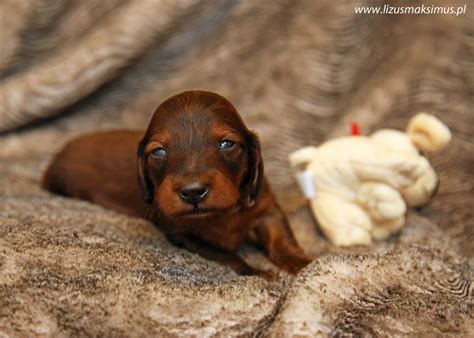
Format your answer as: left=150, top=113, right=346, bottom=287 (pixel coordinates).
left=289, top=113, right=451, bottom=245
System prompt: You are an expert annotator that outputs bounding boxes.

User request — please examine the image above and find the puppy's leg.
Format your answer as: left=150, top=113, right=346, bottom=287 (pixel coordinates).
left=249, top=207, right=313, bottom=274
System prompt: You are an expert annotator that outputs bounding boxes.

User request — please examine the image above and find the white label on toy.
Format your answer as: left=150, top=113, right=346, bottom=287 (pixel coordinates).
left=296, top=170, right=316, bottom=199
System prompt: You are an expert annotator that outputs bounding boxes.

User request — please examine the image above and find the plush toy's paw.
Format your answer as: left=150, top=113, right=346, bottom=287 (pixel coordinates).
left=311, top=192, right=372, bottom=246
left=288, top=146, right=319, bottom=169
left=336, top=226, right=372, bottom=246
left=356, top=183, right=407, bottom=241
left=371, top=217, right=405, bottom=241
left=357, top=183, right=406, bottom=223
left=401, top=165, right=438, bottom=207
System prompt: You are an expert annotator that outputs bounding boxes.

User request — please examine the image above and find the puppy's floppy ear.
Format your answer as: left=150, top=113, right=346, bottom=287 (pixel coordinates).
left=136, top=138, right=154, bottom=204
left=241, top=131, right=264, bottom=208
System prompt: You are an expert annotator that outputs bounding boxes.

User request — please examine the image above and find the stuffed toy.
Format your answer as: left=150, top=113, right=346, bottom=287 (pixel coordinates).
left=289, top=113, right=451, bottom=246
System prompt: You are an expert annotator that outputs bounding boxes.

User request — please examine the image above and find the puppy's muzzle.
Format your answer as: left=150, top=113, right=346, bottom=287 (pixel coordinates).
left=178, top=182, right=209, bottom=205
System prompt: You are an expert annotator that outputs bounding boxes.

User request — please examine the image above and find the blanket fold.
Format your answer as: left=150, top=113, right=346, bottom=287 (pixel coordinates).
left=0, top=0, right=472, bottom=336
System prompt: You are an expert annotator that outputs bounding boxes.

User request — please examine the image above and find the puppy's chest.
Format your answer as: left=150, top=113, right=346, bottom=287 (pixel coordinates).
left=189, top=213, right=252, bottom=251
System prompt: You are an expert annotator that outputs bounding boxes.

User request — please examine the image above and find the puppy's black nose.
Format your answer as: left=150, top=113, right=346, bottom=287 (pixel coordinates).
left=179, top=182, right=209, bottom=205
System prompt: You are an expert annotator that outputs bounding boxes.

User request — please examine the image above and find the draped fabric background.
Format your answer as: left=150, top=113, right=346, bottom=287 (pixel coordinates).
left=0, top=0, right=472, bottom=336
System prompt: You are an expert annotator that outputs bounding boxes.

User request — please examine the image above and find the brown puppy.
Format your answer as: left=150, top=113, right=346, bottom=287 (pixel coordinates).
left=43, top=91, right=311, bottom=274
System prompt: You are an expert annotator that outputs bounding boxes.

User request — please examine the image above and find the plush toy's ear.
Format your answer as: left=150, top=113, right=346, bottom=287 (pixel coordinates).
left=407, top=113, right=451, bottom=153
left=136, top=139, right=154, bottom=204
left=241, top=131, right=264, bottom=208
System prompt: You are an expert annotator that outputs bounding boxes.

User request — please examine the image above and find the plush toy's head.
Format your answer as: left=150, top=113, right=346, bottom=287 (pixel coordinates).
left=369, top=113, right=452, bottom=208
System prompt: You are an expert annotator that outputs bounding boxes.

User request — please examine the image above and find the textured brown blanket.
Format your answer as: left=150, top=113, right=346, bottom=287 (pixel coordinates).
left=0, top=0, right=472, bottom=336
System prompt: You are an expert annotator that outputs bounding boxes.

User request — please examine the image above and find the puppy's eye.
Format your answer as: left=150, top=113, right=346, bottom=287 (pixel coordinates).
left=218, top=140, right=236, bottom=149
left=150, top=147, right=167, bottom=157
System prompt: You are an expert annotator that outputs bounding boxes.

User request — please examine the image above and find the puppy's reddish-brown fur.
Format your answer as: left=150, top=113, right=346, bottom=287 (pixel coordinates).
left=43, top=91, right=311, bottom=274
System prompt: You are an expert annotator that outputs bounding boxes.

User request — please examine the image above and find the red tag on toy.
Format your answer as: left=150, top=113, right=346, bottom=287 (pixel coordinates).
left=351, top=122, right=360, bottom=136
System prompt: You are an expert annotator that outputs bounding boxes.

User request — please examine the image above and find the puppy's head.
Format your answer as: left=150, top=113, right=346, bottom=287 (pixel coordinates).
left=137, top=91, right=263, bottom=225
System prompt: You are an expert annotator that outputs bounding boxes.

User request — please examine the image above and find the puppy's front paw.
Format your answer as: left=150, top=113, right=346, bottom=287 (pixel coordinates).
left=268, top=243, right=313, bottom=274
